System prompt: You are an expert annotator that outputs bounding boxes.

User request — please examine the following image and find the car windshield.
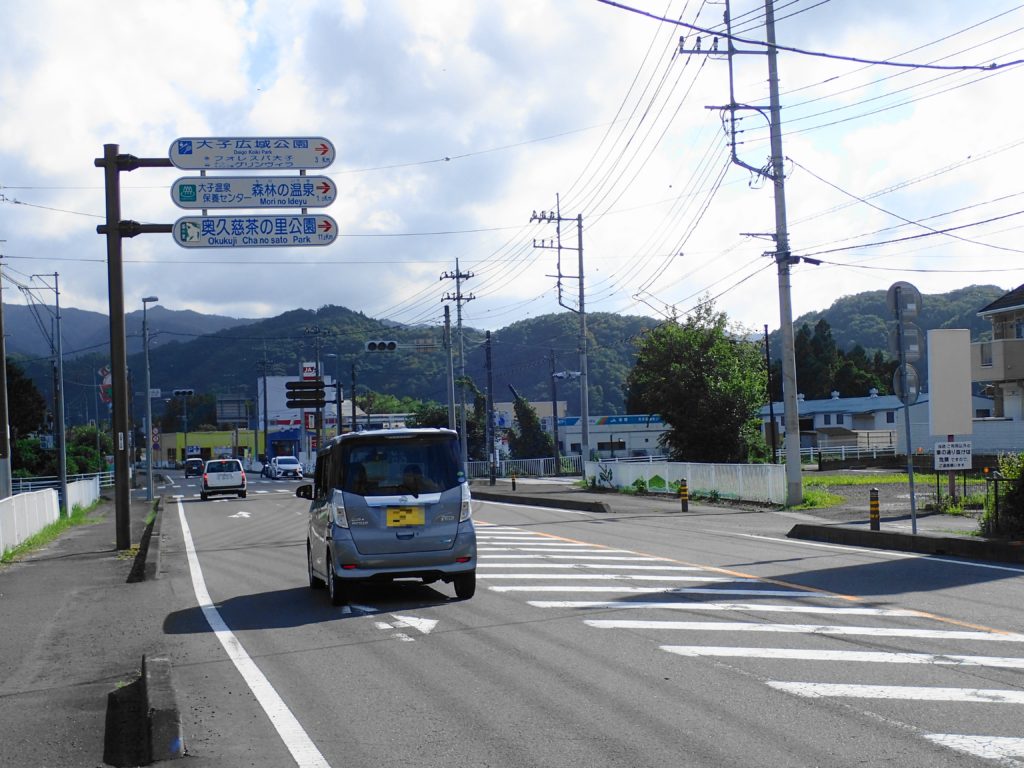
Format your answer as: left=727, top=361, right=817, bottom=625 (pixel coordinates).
left=206, top=461, right=238, bottom=473
left=278, top=457, right=300, bottom=466
left=336, top=434, right=460, bottom=497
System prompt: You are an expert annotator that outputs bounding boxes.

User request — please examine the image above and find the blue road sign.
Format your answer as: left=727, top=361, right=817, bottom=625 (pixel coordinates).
left=173, top=215, right=338, bottom=248
left=169, top=137, right=335, bottom=170
left=171, top=176, right=336, bottom=209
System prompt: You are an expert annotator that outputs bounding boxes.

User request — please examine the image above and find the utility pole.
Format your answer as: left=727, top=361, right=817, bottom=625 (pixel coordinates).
left=444, top=305, right=456, bottom=431
left=684, top=0, right=802, bottom=504
left=764, top=324, right=777, bottom=463
left=304, top=325, right=325, bottom=452
left=257, top=348, right=271, bottom=461
left=486, top=331, right=496, bottom=485
left=549, top=349, right=561, bottom=476
left=531, top=199, right=590, bottom=463
left=441, top=260, right=474, bottom=473
left=0, top=251, right=11, bottom=499
left=34, top=273, right=68, bottom=513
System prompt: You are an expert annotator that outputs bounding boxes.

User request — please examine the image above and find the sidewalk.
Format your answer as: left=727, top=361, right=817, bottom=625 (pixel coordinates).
left=0, top=493, right=173, bottom=767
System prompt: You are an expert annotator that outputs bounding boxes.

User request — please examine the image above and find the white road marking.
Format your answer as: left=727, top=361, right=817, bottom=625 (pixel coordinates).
left=768, top=681, right=1024, bottom=703
left=477, top=563, right=702, bottom=571
left=585, top=619, right=1024, bottom=641
left=480, top=574, right=744, bottom=581
left=925, top=735, right=1024, bottom=760
left=176, top=500, right=331, bottom=768
left=735, top=533, right=1024, bottom=574
left=229, top=511, right=251, bottom=518
left=391, top=614, right=438, bottom=634
left=491, top=586, right=832, bottom=597
left=478, top=554, right=666, bottom=561
left=479, top=547, right=637, bottom=553
left=662, top=646, right=1024, bottom=668
left=528, top=601, right=919, bottom=616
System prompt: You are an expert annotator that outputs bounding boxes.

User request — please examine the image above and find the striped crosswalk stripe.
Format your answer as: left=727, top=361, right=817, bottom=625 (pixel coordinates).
left=585, top=619, right=1024, bottom=641
left=768, top=682, right=1024, bottom=703
left=528, top=601, right=919, bottom=616
left=662, top=646, right=1024, bottom=668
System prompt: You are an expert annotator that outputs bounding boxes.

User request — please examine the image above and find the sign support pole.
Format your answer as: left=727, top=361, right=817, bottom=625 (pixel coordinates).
left=895, top=287, right=918, bottom=534
left=95, top=146, right=172, bottom=549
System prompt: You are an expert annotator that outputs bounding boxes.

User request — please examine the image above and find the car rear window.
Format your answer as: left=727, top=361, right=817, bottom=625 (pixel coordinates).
left=207, top=460, right=240, bottom=473
left=335, top=434, right=461, bottom=496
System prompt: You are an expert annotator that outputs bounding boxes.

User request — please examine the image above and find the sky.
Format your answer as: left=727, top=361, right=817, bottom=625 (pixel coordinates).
left=3, top=0, right=1024, bottom=343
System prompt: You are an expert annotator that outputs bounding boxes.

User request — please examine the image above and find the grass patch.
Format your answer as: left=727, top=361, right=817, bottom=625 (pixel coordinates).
left=1, top=500, right=103, bottom=565
left=792, top=487, right=845, bottom=510
left=804, top=474, right=908, bottom=487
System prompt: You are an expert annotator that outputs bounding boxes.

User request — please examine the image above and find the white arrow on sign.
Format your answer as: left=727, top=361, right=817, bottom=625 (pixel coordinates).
left=390, top=614, right=438, bottom=635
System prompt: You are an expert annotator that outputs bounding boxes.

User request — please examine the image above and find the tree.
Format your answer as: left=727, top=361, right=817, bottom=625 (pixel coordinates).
left=625, top=301, right=765, bottom=463
left=6, top=361, right=46, bottom=440
left=507, top=395, right=553, bottom=459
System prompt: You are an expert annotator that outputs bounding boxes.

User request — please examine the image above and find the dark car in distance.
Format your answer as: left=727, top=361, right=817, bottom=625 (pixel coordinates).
left=184, top=458, right=205, bottom=478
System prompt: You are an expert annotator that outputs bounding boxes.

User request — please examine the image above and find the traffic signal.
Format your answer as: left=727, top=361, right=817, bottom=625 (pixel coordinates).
left=173, top=388, right=195, bottom=397
left=285, top=379, right=326, bottom=409
left=365, top=340, right=398, bottom=352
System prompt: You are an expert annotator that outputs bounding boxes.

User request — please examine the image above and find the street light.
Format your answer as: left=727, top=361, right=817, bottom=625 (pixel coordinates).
left=142, top=296, right=158, bottom=501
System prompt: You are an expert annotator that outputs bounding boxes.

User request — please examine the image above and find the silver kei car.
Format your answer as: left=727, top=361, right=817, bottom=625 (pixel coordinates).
left=297, top=428, right=476, bottom=606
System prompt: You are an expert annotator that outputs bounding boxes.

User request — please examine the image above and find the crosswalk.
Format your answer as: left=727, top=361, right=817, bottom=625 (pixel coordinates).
left=476, top=524, right=1024, bottom=764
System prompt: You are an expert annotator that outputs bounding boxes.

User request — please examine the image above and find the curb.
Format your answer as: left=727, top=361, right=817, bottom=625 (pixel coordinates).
left=472, top=489, right=613, bottom=514
left=143, top=654, right=185, bottom=762
left=787, top=523, right=1024, bottom=564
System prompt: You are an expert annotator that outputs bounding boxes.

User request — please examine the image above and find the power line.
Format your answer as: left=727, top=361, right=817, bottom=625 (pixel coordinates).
left=593, top=0, right=1024, bottom=70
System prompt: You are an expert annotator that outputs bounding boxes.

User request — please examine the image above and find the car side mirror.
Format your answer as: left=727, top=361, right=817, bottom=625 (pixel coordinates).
left=296, top=484, right=313, bottom=500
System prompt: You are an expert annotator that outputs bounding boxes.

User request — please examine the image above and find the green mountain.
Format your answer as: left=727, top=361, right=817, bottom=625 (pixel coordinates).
left=12, top=283, right=1009, bottom=428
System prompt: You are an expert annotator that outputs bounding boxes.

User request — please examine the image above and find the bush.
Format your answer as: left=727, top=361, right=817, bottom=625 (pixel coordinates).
left=631, top=478, right=649, bottom=495
left=981, top=452, right=1024, bottom=537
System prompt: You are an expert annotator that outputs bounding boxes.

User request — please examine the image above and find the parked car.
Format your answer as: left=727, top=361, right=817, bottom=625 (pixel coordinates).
left=269, top=455, right=303, bottom=479
left=201, top=458, right=247, bottom=500
left=299, top=428, right=476, bottom=605
left=184, top=458, right=205, bottom=478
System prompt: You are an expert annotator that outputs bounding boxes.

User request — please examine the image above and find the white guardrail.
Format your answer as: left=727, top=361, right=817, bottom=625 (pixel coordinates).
left=1, top=476, right=105, bottom=555
left=0, top=488, right=59, bottom=554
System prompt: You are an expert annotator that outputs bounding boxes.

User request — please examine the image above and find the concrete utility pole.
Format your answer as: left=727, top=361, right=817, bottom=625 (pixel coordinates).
left=142, top=296, right=158, bottom=501
left=486, top=331, right=496, bottom=485
left=531, top=198, right=590, bottom=462
left=0, top=252, right=11, bottom=499
left=441, top=261, right=475, bottom=474
left=684, top=0, right=802, bottom=504
left=34, top=273, right=68, bottom=513
left=444, top=306, right=456, bottom=431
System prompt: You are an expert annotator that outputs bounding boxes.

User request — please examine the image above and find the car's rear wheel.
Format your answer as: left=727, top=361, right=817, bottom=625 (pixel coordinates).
left=239, top=490, right=247, bottom=498
left=307, top=544, right=325, bottom=590
left=327, top=556, right=348, bottom=606
left=200, top=492, right=208, bottom=501
left=454, top=571, right=476, bottom=600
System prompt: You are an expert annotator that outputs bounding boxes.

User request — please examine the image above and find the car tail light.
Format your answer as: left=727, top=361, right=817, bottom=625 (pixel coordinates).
left=240, top=470, right=246, bottom=481
left=341, top=564, right=358, bottom=570
left=459, top=483, right=472, bottom=521
left=456, top=556, right=472, bottom=563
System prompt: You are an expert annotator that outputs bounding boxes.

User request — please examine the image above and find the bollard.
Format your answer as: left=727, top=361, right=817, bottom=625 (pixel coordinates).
left=511, top=472, right=517, bottom=492
left=869, top=487, right=879, bottom=531
left=679, top=479, right=689, bottom=512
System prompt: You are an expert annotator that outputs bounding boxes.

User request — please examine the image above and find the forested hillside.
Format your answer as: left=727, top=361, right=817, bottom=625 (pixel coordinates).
left=11, top=283, right=1010, bottom=428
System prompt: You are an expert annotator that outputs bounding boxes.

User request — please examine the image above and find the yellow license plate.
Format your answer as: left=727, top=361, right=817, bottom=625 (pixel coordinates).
left=386, top=506, right=424, bottom=527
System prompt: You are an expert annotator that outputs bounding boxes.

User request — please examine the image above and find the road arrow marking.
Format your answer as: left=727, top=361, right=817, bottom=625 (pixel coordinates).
left=229, top=511, right=251, bottom=518
left=391, top=614, right=438, bottom=635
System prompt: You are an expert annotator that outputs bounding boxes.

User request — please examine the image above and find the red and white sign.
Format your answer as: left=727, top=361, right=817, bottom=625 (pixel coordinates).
left=301, top=362, right=318, bottom=380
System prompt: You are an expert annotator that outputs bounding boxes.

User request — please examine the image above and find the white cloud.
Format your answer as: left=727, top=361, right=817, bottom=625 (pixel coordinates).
left=2, top=0, right=1022, bottom=338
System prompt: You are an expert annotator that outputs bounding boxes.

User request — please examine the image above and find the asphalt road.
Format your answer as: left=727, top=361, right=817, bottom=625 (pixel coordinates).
left=146, top=475, right=1024, bottom=767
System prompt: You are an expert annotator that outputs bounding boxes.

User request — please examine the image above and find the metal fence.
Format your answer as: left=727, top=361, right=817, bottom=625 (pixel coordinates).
left=466, top=455, right=584, bottom=479
left=11, top=471, right=115, bottom=496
